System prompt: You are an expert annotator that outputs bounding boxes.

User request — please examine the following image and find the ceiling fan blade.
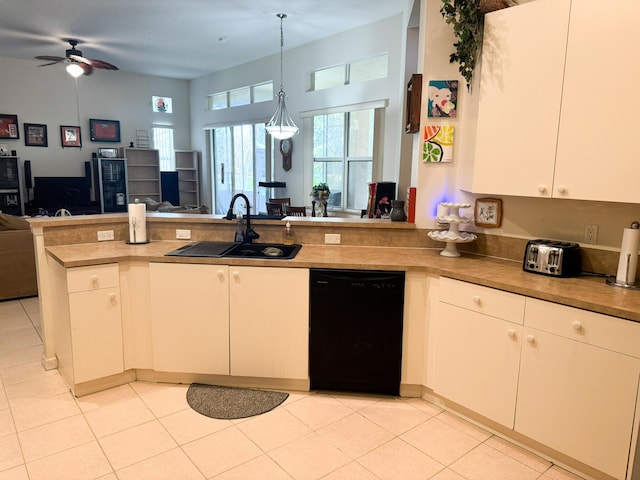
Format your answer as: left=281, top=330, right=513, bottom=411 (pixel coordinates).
left=35, top=55, right=65, bottom=63
left=70, top=54, right=118, bottom=71
left=79, top=63, right=94, bottom=76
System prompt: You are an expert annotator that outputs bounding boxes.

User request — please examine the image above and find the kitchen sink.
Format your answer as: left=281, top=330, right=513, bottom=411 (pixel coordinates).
left=166, top=241, right=301, bottom=259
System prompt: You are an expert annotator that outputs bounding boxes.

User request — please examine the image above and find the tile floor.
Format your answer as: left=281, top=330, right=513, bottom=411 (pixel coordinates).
left=0, top=297, right=588, bottom=480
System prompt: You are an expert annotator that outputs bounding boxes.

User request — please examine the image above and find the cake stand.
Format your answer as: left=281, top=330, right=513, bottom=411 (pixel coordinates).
left=428, top=202, right=477, bottom=257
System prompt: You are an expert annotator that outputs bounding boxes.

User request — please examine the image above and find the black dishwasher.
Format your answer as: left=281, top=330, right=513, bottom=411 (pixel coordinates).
left=309, top=268, right=405, bottom=396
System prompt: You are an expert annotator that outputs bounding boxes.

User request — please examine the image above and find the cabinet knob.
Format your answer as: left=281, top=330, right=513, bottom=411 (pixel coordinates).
left=526, top=334, right=536, bottom=344
left=232, top=271, right=240, bottom=281
left=507, top=329, right=517, bottom=338
left=91, top=275, right=99, bottom=288
left=572, top=321, right=583, bottom=331
left=557, top=185, right=567, bottom=194
left=217, top=270, right=225, bottom=280
left=472, top=295, right=481, bottom=305
left=109, top=293, right=117, bottom=305
left=537, top=185, right=547, bottom=193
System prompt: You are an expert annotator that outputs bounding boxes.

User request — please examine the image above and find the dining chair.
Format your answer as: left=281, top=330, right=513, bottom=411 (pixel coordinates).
left=269, top=197, right=291, bottom=207
left=285, top=206, right=306, bottom=217
left=266, top=202, right=285, bottom=215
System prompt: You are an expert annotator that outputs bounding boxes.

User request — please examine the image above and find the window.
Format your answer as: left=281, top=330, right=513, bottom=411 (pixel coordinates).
left=309, top=53, right=388, bottom=92
left=152, top=125, right=175, bottom=171
left=207, top=82, right=273, bottom=111
left=313, top=108, right=375, bottom=211
left=210, top=122, right=269, bottom=215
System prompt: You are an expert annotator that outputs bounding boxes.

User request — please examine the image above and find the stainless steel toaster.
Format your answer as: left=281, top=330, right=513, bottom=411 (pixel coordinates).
left=523, top=239, right=582, bottom=277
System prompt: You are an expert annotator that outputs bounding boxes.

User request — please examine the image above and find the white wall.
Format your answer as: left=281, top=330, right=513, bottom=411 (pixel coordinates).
left=0, top=57, right=190, bottom=179
left=416, top=0, right=640, bottom=251
left=190, top=15, right=407, bottom=211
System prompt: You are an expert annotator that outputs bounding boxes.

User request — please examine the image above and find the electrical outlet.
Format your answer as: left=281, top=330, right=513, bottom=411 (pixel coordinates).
left=584, top=224, right=598, bottom=244
left=97, top=230, right=114, bottom=241
left=176, top=229, right=191, bottom=240
left=324, top=233, right=341, bottom=244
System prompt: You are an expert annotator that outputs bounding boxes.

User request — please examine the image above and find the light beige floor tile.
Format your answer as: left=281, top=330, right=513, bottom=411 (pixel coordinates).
left=139, top=383, right=190, bottom=418
left=269, top=432, right=351, bottom=480
left=284, top=393, right=354, bottom=430
left=401, top=396, right=445, bottom=416
left=358, top=438, right=443, bottom=480
left=436, top=411, right=493, bottom=442
left=75, top=383, right=137, bottom=413
left=129, top=380, right=171, bottom=396
left=0, top=360, right=58, bottom=387
left=0, top=434, right=23, bottom=472
left=0, top=464, right=29, bottom=480
left=450, top=443, right=540, bottom=480
left=25, top=440, right=112, bottom=480
left=4, top=373, right=68, bottom=407
left=98, top=420, right=177, bottom=470
left=95, top=475, right=118, bottom=480
left=539, top=465, right=587, bottom=480
left=0, top=407, right=15, bottom=437
left=18, top=414, right=95, bottom=462
left=0, top=302, right=26, bottom=318
left=0, top=331, right=41, bottom=355
left=0, top=389, right=8, bottom=411
left=19, top=297, right=39, bottom=313
left=485, top=435, right=552, bottom=473
left=401, top=416, right=481, bottom=465
left=430, top=468, right=466, bottom=480
left=359, top=397, right=431, bottom=435
left=0, top=345, right=43, bottom=370
left=160, top=407, right=232, bottom=445
left=84, top=396, right=155, bottom=438
left=11, top=391, right=80, bottom=431
left=116, top=447, right=205, bottom=480
left=236, top=406, right=312, bottom=452
left=318, top=412, right=394, bottom=459
left=212, top=454, right=292, bottom=480
left=331, top=392, right=385, bottom=411
left=182, top=425, right=262, bottom=478
left=320, top=461, right=379, bottom=480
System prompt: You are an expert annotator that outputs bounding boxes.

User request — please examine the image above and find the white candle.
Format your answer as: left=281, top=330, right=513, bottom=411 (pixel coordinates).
left=128, top=202, right=147, bottom=243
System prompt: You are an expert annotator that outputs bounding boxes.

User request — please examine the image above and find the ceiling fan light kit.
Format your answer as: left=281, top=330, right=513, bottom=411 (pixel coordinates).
left=265, top=13, right=299, bottom=140
left=65, top=62, right=84, bottom=78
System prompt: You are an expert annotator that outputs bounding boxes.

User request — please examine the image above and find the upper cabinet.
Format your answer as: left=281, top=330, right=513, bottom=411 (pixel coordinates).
left=471, top=0, right=640, bottom=203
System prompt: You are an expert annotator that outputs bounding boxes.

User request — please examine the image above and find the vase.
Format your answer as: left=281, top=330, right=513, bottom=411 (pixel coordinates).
left=390, top=200, right=407, bottom=222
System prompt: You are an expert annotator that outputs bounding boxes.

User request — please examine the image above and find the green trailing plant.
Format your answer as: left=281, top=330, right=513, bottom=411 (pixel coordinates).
left=311, top=182, right=330, bottom=198
left=440, top=0, right=484, bottom=91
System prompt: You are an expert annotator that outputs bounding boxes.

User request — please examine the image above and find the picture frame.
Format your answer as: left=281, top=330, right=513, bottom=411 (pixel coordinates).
left=0, top=114, right=19, bottom=139
left=24, top=123, right=48, bottom=147
left=474, top=197, right=502, bottom=228
left=60, top=125, right=82, bottom=148
left=89, top=118, right=121, bottom=142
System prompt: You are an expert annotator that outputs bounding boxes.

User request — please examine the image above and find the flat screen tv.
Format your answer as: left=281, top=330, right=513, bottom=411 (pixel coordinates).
left=34, top=177, right=91, bottom=211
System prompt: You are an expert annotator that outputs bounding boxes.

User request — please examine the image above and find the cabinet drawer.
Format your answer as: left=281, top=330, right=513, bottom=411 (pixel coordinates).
left=525, top=298, right=640, bottom=358
left=439, top=277, right=525, bottom=324
left=66, top=264, right=119, bottom=293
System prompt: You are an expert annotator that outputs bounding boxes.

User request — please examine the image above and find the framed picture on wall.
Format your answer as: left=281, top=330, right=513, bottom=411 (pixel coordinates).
left=24, top=123, right=48, bottom=147
left=89, top=118, right=121, bottom=142
left=474, top=198, right=503, bottom=228
left=0, top=114, right=19, bottom=139
left=60, top=125, right=82, bottom=148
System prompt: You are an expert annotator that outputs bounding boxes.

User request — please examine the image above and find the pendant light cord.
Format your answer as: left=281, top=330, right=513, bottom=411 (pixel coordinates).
left=277, top=13, right=286, bottom=92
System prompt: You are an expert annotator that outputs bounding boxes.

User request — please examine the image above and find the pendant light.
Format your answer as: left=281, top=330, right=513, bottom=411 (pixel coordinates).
left=265, top=13, right=299, bottom=140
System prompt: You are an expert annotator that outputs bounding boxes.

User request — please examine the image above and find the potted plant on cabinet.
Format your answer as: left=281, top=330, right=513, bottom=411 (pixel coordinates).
left=440, top=0, right=515, bottom=91
left=310, top=182, right=330, bottom=217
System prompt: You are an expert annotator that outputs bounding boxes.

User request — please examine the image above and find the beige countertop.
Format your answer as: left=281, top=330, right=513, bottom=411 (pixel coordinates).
left=45, top=240, right=640, bottom=322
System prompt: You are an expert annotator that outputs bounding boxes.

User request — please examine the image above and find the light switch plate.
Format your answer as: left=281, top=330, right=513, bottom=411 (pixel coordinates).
left=324, top=233, right=341, bottom=244
left=176, top=229, right=191, bottom=239
left=97, top=230, right=114, bottom=241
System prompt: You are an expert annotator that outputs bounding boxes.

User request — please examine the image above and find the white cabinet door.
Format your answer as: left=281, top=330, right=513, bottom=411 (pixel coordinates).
left=229, top=266, right=309, bottom=380
left=472, top=0, right=570, bottom=197
left=69, top=288, right=123, bottom=383
left=150, top=263, right=229, bottom=374
left=432, top=302, right=522, bottom=428
left=516, top=327, right=640, bottom=480
left=554, top=0, right=640, bottom=203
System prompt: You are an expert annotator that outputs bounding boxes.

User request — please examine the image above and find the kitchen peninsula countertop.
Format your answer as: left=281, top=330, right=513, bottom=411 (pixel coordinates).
left=45, top=240, right=640, bottom=322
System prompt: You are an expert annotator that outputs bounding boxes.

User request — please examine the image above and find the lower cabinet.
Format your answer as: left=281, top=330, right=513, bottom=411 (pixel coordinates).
left=52, top=263, right=124, bottom=389
left=432, top=278, right=640, bottom=480
left=149, top=263, right=309, bottom=380
left=149, top=263, right=229, bottom=374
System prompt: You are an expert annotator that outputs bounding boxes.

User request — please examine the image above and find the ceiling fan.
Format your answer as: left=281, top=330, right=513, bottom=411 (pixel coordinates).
left=35, top=39, right=118, bottom=76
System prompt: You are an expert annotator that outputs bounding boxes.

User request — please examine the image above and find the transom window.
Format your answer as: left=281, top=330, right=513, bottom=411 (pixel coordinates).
left=207, top=82, right=273, bottom=111
left=310, top=53, right=388, bottom=92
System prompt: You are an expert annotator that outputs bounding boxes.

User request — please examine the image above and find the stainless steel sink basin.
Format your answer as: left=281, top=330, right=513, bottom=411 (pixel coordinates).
left=166, top=241, right=301, bottom=259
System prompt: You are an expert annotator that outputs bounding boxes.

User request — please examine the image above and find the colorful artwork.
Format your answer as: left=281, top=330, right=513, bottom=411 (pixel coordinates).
left=152, top=96, right=173, bottom=113
left=423, top=125, right=455, bottom=163
left=427, top=80, right=458, bottom=118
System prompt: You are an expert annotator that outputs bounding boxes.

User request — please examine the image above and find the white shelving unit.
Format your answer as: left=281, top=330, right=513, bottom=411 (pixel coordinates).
left=120, top=148, right=161, bottom=204
left=175, top=150, right=199, bottom=207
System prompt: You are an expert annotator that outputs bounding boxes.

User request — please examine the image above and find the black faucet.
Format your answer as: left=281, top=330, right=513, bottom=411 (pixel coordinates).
left=224, top=193, right=260, bottom=244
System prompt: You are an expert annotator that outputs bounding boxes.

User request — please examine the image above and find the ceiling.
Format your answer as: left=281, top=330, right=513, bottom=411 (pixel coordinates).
left=0, top=0, right=408, bottom=80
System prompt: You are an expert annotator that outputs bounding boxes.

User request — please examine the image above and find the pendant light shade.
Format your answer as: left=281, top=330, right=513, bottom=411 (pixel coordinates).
left=265, top=13, right=298, bottom=139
